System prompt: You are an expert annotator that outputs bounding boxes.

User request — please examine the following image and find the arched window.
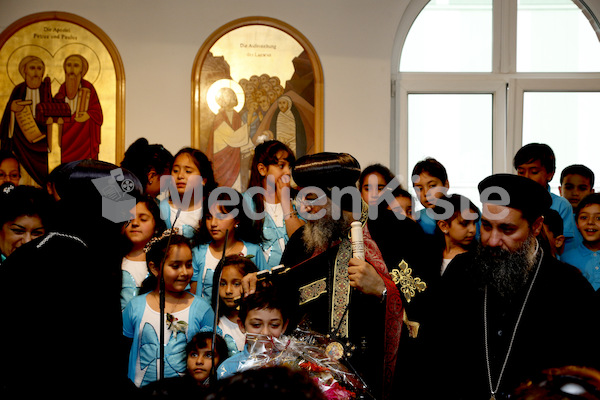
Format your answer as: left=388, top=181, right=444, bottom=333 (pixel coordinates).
left=393, top=0, right=600, bottom=205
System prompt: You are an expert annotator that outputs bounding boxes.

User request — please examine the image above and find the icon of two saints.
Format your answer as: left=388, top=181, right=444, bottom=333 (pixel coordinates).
left=0, top=54, right=103, bottom=186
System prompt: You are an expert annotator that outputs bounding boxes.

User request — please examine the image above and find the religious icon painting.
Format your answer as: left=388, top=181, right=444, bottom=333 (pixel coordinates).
left=0, top=12, right=124, bottom=187
left=192, top=17, right=323, bottom=192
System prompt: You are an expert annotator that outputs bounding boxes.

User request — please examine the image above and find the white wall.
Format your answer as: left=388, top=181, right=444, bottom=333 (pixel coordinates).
left=2, top=0, right=599, bottom=171
left=0, top=0, right=410, bottom=170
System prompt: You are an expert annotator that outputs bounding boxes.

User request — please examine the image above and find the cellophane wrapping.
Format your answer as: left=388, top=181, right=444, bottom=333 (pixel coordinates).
left=238, top=327, right=368, bottom=399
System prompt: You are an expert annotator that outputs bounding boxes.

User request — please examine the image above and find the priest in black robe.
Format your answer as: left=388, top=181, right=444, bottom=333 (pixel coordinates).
left=417, top=174, right=600, bottom=400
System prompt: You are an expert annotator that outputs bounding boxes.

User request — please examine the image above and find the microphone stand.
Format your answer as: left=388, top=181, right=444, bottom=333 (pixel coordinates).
left=159, top=209, right=181, bottom=381
left=210, top=230, right=228, bottom=383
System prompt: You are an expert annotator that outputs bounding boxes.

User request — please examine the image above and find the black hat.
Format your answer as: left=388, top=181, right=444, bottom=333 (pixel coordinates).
left=292, top=152, right=361, bottom=191
left=478, top=173, right=552, bottom=223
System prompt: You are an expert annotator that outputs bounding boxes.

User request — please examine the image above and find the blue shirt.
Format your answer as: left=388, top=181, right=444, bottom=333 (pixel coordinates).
left=242, top=192, right=303, bottom=269
left=191, top=241, right=268, bottom=302
left=122, top=293, right=215, bottom=386
left=416, top=208, right=437, bottom=235
left=121, top=269, right=145, bottom=311
left=561, top=241, right=600, bottom=291
left=549, top=191, right=577, bottom=245
left=217, top=345, right=250, bottom=380
left=158, top=199, right=199, bottom=239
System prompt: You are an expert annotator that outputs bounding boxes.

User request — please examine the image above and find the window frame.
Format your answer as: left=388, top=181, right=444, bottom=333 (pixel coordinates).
left=392, top=0, right=600, bottom=188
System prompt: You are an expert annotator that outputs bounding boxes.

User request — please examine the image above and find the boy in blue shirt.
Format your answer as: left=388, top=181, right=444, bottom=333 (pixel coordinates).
left=411, top=157, right=450, bottom=235
left=561, top=193, right=600, bottom=291
left=559, top=164, right=595, bottom=210
left=217, top=287, right=289, bottom=379
left=513, top=143, right=578, bottom=249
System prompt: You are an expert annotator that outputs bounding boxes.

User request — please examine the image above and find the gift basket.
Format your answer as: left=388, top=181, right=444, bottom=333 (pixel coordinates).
left=238, top=328, right=374, bottom=400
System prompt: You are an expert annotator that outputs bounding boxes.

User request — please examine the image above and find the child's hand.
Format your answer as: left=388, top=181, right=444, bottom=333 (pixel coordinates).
left=265, top=174, right=292, bottom=206
left=348, top=258, right=386, bottom=298
left=276, top=173, right=291, bottom=189
left=276, top=175, right=292, bottom=205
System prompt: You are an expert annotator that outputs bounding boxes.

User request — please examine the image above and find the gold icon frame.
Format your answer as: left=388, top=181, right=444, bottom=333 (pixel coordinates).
left=0, top=11, right=125, bottom=184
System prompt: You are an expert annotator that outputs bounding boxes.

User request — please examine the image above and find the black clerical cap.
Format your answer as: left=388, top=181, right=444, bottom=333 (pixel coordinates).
left=292, top=152, right=361, bottom=192
left=478, top=173, right=551, bottom=222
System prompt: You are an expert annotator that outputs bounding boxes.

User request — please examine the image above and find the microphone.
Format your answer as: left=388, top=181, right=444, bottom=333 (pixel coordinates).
left=158, top=209, right=182, bottom=381
left=210, top=229, right=228, bottom=383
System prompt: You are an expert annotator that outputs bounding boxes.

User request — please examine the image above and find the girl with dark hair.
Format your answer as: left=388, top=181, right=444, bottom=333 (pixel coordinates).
left=123, top=232, right=215, bottom=388
left=432, top=194, right=480, bottom=275
left=185, top=331, right=229, bottom=385
left=190, top=189, right=266, bottom=302
left=159, top=147, right=217, bottom=239
left=120, top=195, right=167, bottom=310
left=120, top=137, right=174, bottom=198
left=243, top=140, right=304, bottom=269
left=358, top=163, right=396, bottom=206
left=212, top=255, right=259, bottom=353
left=140, top=331, right=230, bottom=396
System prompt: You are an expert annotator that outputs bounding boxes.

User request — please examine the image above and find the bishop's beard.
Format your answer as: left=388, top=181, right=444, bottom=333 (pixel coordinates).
left=302, top=200, right=351, bottom=254
left=65, top=74, right=80, bottom=99
left=471, top=234, right=539, bottom=299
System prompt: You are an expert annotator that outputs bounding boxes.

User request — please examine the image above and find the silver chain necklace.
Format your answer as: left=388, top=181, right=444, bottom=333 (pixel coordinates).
left=484, top=246, right=543, bottom=400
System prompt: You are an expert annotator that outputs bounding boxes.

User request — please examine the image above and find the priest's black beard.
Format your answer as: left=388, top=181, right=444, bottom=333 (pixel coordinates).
left=471, top=234, right=538, bottom=299
left=303, top=200, right=351, bottom=253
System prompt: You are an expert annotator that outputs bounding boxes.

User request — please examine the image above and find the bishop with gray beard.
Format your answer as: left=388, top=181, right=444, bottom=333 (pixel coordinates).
left=271, top=152, right=402, bottom=400
left=301, top=196, right=351, bottom=254
left=414, top=174, right=600, bottom=400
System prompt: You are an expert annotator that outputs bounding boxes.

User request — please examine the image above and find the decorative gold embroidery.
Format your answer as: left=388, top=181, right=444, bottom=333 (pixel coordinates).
left=299, top=278, right=327, bottom=305
left=332, top=239, right=351, bottom=337
left=390, top=260, right=427, bottom=303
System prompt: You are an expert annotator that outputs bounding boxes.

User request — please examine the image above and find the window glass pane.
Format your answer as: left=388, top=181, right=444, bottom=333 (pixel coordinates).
left=522, top=92, right=600, bottom=192
left=517, top=0, right=600, bottom=72
left=400, top=0, right=493, bottom=72
left=408, top=94, right=493, bottom=211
